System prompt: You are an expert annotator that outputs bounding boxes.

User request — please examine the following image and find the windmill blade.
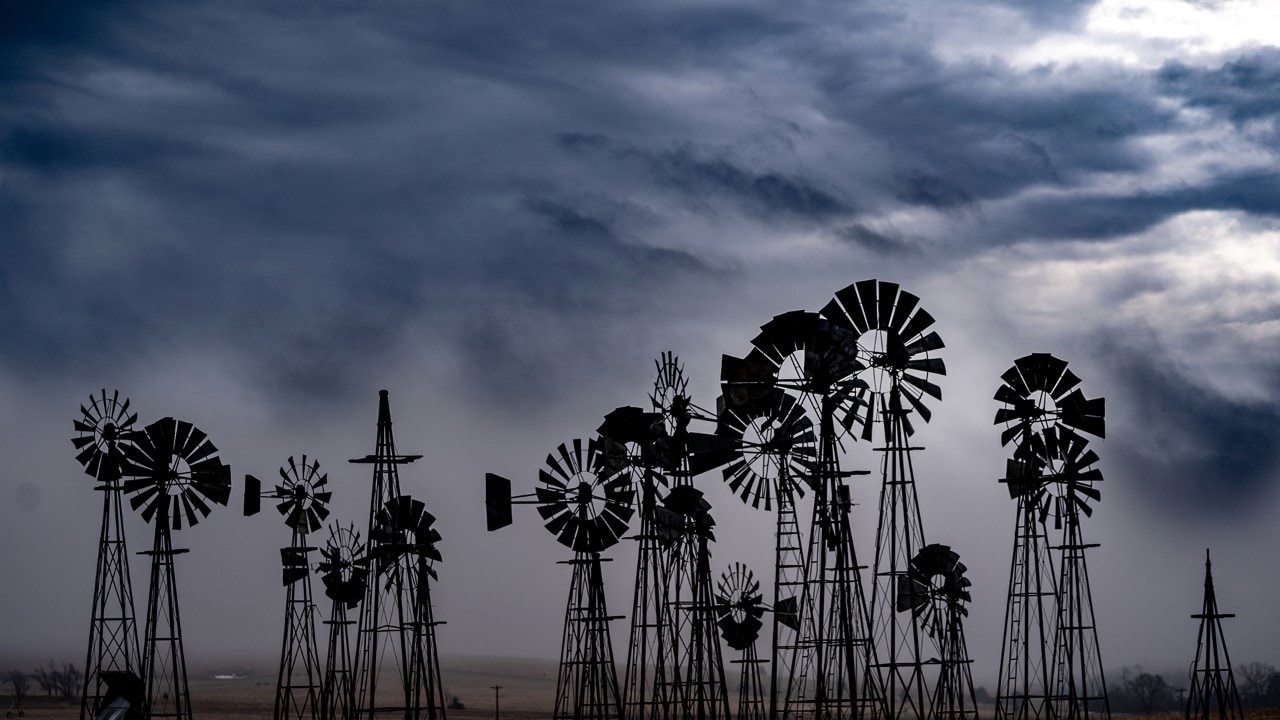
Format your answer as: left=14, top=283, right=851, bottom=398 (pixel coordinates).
left=485, top=473, right=514, bottom=531
left=903, top=331, right=945, bottom=357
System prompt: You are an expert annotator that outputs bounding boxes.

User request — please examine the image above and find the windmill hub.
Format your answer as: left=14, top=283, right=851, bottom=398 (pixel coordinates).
left=573, top=479, right=606, bottom=519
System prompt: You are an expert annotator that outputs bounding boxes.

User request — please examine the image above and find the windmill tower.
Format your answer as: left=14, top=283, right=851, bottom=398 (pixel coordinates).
left=540, top=438, right=635, bottom=720
left=715, top=563, right=768, bottom=720
left=119, top=417, right=232, bottom=720
left=993, top=353, right=1105, bottom=720
left=349, top=390, right=447, bottom=720
left=72, top=390, right=142, bottom=720
left=731, top=309, right=882, bottom=720
left=896, top=544, right=978, bottom=720
left=820, top=279, right=947, bottom=720
left=1186, top=550, right=1243, bottom=720
left=246, top=456, right=333, bottom=720
left=317, top=523, right=367, bottom=720
left=715, top=382, right=815, bottom=719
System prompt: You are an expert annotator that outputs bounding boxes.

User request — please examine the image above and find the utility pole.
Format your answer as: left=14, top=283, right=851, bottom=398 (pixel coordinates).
left=492, top=685, right=502, bottom=720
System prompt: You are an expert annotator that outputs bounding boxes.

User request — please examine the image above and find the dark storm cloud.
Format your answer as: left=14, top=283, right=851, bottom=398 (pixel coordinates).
left=1159, top=48, right=1280, bottom=125
left=557, top=133, right=852, bottom=221
left=1098, top=330, right=1280, bottom=516
left=834, top=223, right=920, bottom=256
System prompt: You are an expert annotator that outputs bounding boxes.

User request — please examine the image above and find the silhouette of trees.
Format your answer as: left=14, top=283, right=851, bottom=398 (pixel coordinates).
left=6, top=670, right=29, bottom=705
left=1238, top=662, right=1277, bottom=707
left=28, top=661, right=80, bottom=702
left=1110, top=666, right=1177, bottom=714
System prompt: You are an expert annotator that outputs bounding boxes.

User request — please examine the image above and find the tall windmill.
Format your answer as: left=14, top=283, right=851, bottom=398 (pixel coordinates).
left=349, top=390, right=446, bottom=720
left=896, top=544, right=977, bottom=720
left=993, top=353, right=1105, bottom=720
left=820, top=279, right=947, bottom=720
left=716, top=563, right=767, bottom=720
left=727, top=309, right=882, bottom=720
left=119, top=417, right=232, bottom=720
left=246, top=456, right=333, bottom=720
left=317, top=523, right=367, bottom=720
left=715, top=384, right=815, bottom=719
left=1186, top=549, right=1243, bottom=720
left=72, top=390, right=142, bottom=720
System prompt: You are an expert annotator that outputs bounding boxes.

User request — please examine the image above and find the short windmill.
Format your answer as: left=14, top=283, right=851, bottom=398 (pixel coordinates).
left=316, top=522, right=367, bottom=720
left=715, top=562, right=768, bottom=720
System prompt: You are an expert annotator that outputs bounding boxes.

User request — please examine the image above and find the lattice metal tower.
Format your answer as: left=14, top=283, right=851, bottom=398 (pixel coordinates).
left=819, top=279, right=947, bottom=720
left=246, top=456, right=332, bottom=720
left=72, top=390, right=142, bottom=720
left=716, top=562, right=768, bottom=720
left=349, top=390, right=447, bottom=720
left=318, top=523, right=367, bottom=720
left=715, top=378, right=816, bottom=720
left=120, top=417, right=232, bottom=720
left=734, top=309, right=882, bottom=720
left=536, top=438, right=634, bottom=720
left=993, top=353, right=1105, bottom=720
left=1186, top=549, right=1243, bottom=720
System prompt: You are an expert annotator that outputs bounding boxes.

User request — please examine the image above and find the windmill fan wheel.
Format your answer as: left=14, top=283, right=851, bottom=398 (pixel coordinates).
left=716, top=562, right=765, bottom=651
left=371, top=495, right=443, bottom=578
left=717, top=388, right=816, bottom=511
left=71, top=389, right=138, bottom=482
left=119, top=417, right=231, bottom=530
left=536, top=438, right=635, bottom=554
left=1021, top=425, right=1103, bottom=529
left=822, top=279, right=946, bottom=441
left=896, top=543, right=971, bottom=636
left=319, top=523, right=368, bottom=609
left=651, top=351, right=691, bottom=438
left=994, top=352, right=1105, bottom=450
left=275, top=455, right=333, bottom=533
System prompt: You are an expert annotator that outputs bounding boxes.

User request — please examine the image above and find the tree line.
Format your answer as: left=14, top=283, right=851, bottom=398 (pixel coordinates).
left=1109, top=662, right=1280, bottom=714
left=5, top=661, right=82, bottom=706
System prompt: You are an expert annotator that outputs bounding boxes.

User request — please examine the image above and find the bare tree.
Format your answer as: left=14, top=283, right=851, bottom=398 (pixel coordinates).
left=1238, top=662, right=1277, bottom=707
left=56, top=662, right=81, bottom=701
left=1121, top=666, right=1173, bottom=715
left=31, top=663, right=52, bottom=698
left=7, top=670, right=29, bottom=705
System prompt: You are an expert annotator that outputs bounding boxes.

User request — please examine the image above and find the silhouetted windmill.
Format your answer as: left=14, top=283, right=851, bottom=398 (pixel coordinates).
left=993, top=353, right=1105, bottom=720
left=488, top=437, right=635, bottom=720
left=716, top=562, right=767, bottom=720
left=349, top=390, right=447, bottom=720
left=1186, top=550, right=1243, bottom=720
left=72, top=390, right=142, bottom=720
left=897, top=544, right=977, bottom=720
left=119, top=417, right=231, bottom=720
left=715, top=384, right=815, bottom=719
left=821, top=279, right=947, bottom=720
left=726, top=309, right=882, bottom=720
left=318, top=522, right=367, bottom=720
left=246, top=456, right=332, bottom=720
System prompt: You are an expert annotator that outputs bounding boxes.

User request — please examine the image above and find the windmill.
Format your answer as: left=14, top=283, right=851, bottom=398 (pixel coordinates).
left=724, top=308, right=882, bottom=720
left=245, top=456, right=333, bottom=720
left=896, top=544, right=977, bottom=720
left=993, top=354, right=1107, bottom=720
left=715, top=385, right=816, bottom=719
left=1186, top=549, right=1243, bottom=720
left=348, top=390, right=446, bottom=720
left=716, top=562, right=767, bottom=720
left=488, top=437, right=635, bottom=720
left=317, top=523, right=367, bottom=720
left=118, top=417, right=232, bottom=720
left=72, top=390, right=142, bottom=720
left=818, top=279, right=947, bottom=720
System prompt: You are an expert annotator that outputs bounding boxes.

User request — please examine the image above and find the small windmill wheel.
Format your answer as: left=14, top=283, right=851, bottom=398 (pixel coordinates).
left=275, top=455, right=332, bottom=534
left=716, top=562, right=766, bottom=651
left=119, top=417, right=231, bottom=529
left=371, top=495, right=443, bottom=579
left=319, top=523, right=368, bottom=609
left=895, top=543, right=971, bottom=637
left=994, top=353, right=1105, bottom=450
left=717, top=388, right=817, bottom=511
left=72, top=389, right=138, bottom=482
left=535, top=438, right=635, bottom=554
left=651, top=351, right=691, bottom=438
left=1024, top=426, right=1103, bottom=529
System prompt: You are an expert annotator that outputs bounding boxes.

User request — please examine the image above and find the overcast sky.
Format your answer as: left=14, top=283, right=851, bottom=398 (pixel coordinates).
left=3, top=0, right=1280, bottom=692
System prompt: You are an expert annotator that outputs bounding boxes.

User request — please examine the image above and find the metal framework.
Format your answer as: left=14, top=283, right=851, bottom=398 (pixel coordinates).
left=72, top=390, right=142, bottom=720
left=318, top=523, right=367, bottom=720
left=349, top=390, right=446, bottom=720
left=733, top=309, right=881, bottom=720
left=993, top=354, right=1108, bottom=720
left=119, top=417, right=232, bottom=720
left=897, top=544, right=977, bottom=720
left=1186, top=550, right=1243, bottom=720
left=716, top=563, right=767, bottom=720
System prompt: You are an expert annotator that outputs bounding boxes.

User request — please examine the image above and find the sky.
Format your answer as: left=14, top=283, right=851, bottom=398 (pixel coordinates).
left=3, top=0, right=1280, bottom=693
